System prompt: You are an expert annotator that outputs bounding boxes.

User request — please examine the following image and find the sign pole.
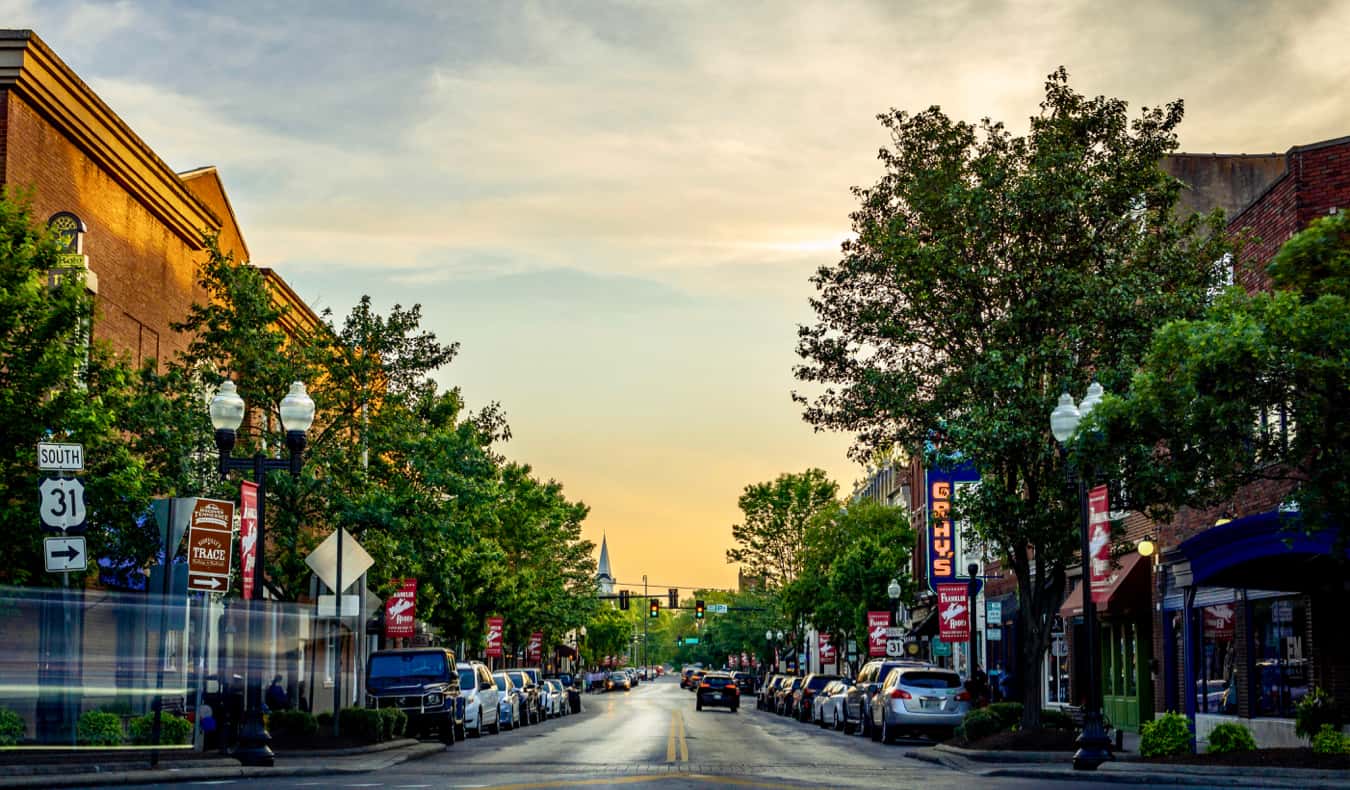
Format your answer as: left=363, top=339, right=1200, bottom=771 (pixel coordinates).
left=333, top=525, right=343, bottom=736
left=150, top=497, right=175, bottom=768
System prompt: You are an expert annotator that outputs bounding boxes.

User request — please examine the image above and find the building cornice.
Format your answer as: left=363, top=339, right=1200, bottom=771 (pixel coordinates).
left=0, top=30, right=221, bottom=249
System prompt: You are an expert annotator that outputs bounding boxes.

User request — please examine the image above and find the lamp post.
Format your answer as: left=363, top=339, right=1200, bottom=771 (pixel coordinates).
left=888, top=578, right=903, bottom=627
left=209, top=380, right=315, bottom=767
left=1050, top=381, right=1112, bottom=771
left=966, top=562, right=980, bottom=679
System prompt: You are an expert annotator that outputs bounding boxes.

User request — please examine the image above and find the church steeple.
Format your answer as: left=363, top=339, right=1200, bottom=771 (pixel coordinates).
left=596, top=534, right=614, bottom=595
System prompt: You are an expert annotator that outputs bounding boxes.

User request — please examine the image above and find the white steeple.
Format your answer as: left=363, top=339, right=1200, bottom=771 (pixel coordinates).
left=596, top=534, right=614, bottom=595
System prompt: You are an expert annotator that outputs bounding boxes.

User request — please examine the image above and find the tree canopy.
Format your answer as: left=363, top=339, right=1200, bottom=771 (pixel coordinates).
left=725, top=468, right=838, bottom=589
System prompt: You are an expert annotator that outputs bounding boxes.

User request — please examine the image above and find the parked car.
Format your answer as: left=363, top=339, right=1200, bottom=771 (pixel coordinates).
left=792, top=673, right=841, bottom=722
left=758, top=675, right=786, bottom=710
left=853, top=659, right=931, bottom=738
left=732, top=672, right=756, bottom=697
left=831, top=679, right=869, bottom=734
left=696, top=671, right=740, bottom=712
left=545, top=672, right=583, bottom=714
left=813, top=679, right=848, bottom=726
left=775, top=676, right=803, bottom=715
left=687, top=669, right=707, bottom=691
left=506, top=670, right=542, bottom=724
left=540, top=679, right=567, bottom=717
left=869, top=665, right=970, bottom=743
left=492, top=671, right=523, bottom=730
left=606, top=671, right=631, bottom=692
left=681, top=668, right=697, bottom=689
left=456, top=660, right=501, bottom=737
left=365, top=647, right=464, bottom=744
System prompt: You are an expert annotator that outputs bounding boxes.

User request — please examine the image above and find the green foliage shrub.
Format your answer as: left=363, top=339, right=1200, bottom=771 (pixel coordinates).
left=1039, top=708, right=1075, bottom=731
left=0, top=707, right=25, bottom=746
left=984, top=702, right=1024, bottom=730
left=128, top=713, right=191, bottom=745
left=956, top=708, right=1005, bottom=743
left=96, top=701, right=133, bottom=717
left=1312, top=724, right=1350, bottom=755
left=338, top=707, right=384, bottom=743
left=1140, top=712, right=1191, bottom=758
left=316, top=711, right=333, bottom=729
left=268, top=710, right=318, bottom=740
left=1206, top=722, right=1256, bottom=754
left=1297, top=688, right=1341, bottom=740
left=376, top=708, right=407, bottom=740
left=76, top=710, right=124, bottom=746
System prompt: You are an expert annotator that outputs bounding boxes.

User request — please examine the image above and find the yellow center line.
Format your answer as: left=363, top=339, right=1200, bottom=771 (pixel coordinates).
left=665, top=709, right=676, bottom=762
left=677, top=708, right=688, bottom=762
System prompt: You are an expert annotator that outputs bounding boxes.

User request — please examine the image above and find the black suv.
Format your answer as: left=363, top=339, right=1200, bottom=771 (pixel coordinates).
left=732, top=672, right=756, bottom=697
left=696, top=672, right=740, bottom=712
left=366, top=647, right=465, bottom=743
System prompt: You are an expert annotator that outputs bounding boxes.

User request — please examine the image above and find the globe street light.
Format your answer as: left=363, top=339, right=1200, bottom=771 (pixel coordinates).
left=1051, top=382, right=1112, bottom=771
left=209, top=380, right=315, bottom=767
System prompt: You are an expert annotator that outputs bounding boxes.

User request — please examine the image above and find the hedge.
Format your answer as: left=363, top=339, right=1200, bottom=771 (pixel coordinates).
left=76, top=710, right=124, bottom=746
left=1140, top=712, right=1191, bottom=758
left=269, top=710, right=319, bottom=740
left=128, top=713, right=191, bottom=745
left=1206, top=722, right=1256, bottom=754
left=338, top=707, right=384, bottom=743
left=376, top=708, right=407, bottom=741
left=0, top=707, right=25, bottom=746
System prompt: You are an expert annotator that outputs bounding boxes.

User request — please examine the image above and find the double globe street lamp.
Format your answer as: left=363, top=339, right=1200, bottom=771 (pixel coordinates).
left=208, top=380, right=316, bottom=767
left=1050, top=381, right=1113, bottom=771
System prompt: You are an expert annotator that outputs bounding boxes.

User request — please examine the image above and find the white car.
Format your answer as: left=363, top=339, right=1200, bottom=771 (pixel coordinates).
left=541, top=679, right=566, bottom=718
left=457, top=661, right=501, bottom=737
left=817, top=680, right=852, bottom=729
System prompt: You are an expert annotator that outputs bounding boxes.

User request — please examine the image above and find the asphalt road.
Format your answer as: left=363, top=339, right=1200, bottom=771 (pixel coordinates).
left=108, top=677, right=1179, bottom=789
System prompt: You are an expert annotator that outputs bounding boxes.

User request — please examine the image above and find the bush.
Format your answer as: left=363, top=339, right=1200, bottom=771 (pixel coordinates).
left=1206, top=722, right=1256, bottom=754
left=985, top=702, right=1024, bottom=729
left=316, top=711, right=333, bottom=729
left=0, top=707, right=25, bottom=746
left=268, top=710, right=318, bottom=740
left=338, top=707, right=384, bottom=743
left=1140, top=712, right=1191, bottom=758
left=375, top=708, right=407, bottom=740
left=1297, top=688, right=1341, bottom=740
left=956, top=708, right=1005, bottom=742
left=128, top=713, right=191, bottom=745
left=77, top=710, right=125, bottom=746
left=1312, top=724, right=1350, bottom=755
left=1040, top=708, right=1076, bottom=731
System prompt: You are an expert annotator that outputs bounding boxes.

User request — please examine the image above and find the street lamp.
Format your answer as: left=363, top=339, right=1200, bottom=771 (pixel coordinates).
left=887, top=577, right=903, bottom=628
left=1050, top=381, right=1112, bottom=771
left=209, top=379, right=315, bottom=767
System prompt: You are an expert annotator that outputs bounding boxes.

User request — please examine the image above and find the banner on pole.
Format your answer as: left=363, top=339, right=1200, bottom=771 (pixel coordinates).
left=1088, top=484, right=1112, bottom=604
left=485, top=617, right=504, bottom=657
left=385, top=578, right=417, bottom=638
left=937, top=583, right=970, bottom=642
left=239, top=482, right=258, bottom=600
left=819, top=632, right=836, bottom=662
left=867, top=611, right=889, bottom=657
left=527, top=631, right=543, bottom=663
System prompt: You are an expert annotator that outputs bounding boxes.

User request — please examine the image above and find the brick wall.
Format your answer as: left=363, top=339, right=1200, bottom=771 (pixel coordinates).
left=2, top=90, right=211, bottom=370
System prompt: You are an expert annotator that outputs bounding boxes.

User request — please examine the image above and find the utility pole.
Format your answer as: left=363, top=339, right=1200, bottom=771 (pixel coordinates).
left=642, top=574, right=648, bottom=671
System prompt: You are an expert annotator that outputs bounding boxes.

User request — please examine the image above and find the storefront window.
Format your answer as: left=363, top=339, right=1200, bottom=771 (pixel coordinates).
left=1045, top=630, right=1070, bottom=705
left=1196, top=603, right=1237, bottom=714
left=1252, top=596, right=1307, bottom=718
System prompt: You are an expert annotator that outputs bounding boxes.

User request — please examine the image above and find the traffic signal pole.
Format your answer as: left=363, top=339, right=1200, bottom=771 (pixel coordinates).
left=642, top=574, right=648, bottom=672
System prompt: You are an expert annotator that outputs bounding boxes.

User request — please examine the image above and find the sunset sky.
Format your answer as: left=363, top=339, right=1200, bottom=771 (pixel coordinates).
left=8, top=0, right=1348, bottom=590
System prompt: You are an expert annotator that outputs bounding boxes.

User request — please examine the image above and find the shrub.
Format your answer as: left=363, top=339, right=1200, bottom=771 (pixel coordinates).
left=316, top=711, right=333, bottom=729
left=1312, top=724, right=1350, bottom=755
left=1140, top=712, right=1191, bottom=758
left=1297, top=688, right=1341, bottom=740
left=128, top=713, right=191, bottom=745
left=956, top=708, right=1005, bottom=743
left=268, top=710, right=318, bottom=740
left=338, top=707, right=384, bottom=743
left=985, top=702, right=1024, bottom=729
left=0, top=707, right=25, bottom=746
left=77, top=710, right=124, bottom=746
left=96, top=701, right=133, bottom=717
left=1040, top=708, right=1076, bottom=731
left=1206, top=722, right=1256, bottom=754
left=386, top=708, right=407, bottom=739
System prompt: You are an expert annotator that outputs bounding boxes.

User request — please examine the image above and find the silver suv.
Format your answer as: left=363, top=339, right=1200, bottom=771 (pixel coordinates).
left=456, top=660, right=501, bottom=737
left=868, top=665, right=970, bottom=743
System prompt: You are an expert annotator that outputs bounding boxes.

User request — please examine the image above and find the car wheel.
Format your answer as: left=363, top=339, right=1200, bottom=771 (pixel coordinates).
left=455, top=722, right=466, bottom=742
left=882, top=717, right=896, bottom=745
left=731, top=705, right=738, bottom=713
left=869, top=713, right=881, bottom=742
left=696, top=700, right=703, bottom=711
left=441, top=717, right=456, bottom=745
left=489, top=712, right=500, bottom=735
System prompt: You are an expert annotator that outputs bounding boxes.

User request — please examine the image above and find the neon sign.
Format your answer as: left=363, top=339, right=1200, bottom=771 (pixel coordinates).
left=926, top=462, right=980, bottom=593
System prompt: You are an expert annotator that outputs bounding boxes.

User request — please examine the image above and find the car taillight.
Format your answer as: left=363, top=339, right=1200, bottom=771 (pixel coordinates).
left=955, top=690, right=971, bottom=701
left=700, top=682, right=712, bottom=688
left=890, top=688, right=912, bottom=700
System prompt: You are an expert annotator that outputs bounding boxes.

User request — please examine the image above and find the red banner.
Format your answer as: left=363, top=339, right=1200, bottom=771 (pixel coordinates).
left=1204, top=603, right=1236, bottom=638
left=867, top=611, right=889, bottom=657
left=1088, top=484, right=1112, bottom=604
left=819, top=632, right=836, bottom=662
left=385, top=578, right=417, bottom=638
left=485, top=617, right=504, bottom=657
left=239, top=482, right=258, bottom=600
left=938, top=583, right=970, bottom=642
left=602, top=655, right=611, bottom=667
left=527, top=631, right=543, bottom=663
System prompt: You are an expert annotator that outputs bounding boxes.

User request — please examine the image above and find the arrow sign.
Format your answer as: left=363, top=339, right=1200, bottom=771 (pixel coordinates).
left=188, top=574, right=225, bottom=592
left=44, top=536, right=86, bottom=572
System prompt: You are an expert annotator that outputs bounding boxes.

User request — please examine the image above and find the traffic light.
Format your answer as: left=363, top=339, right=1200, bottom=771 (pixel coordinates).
left=668, top=588, right=678, bottom=610
left=619, top=590, right=629, bottom=610
left=649, top=598, right=660, bottom=618
left=695, top=599, right=705, bottom=619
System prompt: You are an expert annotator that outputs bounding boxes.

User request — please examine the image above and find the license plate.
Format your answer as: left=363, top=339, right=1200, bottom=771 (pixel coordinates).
left=921, top=697, right=938, bottom=709
left=709, top=692, right=720, bottom=699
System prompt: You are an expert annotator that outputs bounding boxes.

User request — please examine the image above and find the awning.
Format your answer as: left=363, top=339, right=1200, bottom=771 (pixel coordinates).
left=1059, top=552, right=1150, bottom=619
left=911, top=609, right=938, bottom=638
left=553, top=644, right=578, bottom=659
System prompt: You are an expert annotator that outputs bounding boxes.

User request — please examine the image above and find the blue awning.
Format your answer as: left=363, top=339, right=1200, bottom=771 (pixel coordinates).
left=1171, top=509, right=1344, bottom=591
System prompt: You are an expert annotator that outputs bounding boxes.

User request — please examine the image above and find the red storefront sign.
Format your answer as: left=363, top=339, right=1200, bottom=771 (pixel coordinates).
left=867, top=611, right=889, bottom=657
left=485, top=617, right=504, bottom=657
left=937, top=583, right=970, bottom=642
left=385, top=578, right=417, bottom=638
left=1204, top=603, right=1236, bottom=638
left=239, top=482, right=258, bottom=600
left=819, top=633, right=836, bottom=662
left=527, top=631, right=543, bottom=663
left=1088, top=484, right=1112, bottom=604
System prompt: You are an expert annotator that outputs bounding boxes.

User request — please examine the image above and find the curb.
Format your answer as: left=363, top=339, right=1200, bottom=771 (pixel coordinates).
left=0, top=741, right=446, bottom=789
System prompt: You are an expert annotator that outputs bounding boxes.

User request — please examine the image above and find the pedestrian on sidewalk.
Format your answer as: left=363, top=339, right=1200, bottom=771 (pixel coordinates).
left=266, top=674, right=291, bottom=711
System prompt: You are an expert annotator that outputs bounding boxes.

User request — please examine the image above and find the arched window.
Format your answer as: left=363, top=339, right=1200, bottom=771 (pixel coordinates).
left=46, top=211, right=87, bottom=255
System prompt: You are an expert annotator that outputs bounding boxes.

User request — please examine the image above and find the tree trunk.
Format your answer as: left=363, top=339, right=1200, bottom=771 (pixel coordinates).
left=1015, top=548, right=1065, bottom=731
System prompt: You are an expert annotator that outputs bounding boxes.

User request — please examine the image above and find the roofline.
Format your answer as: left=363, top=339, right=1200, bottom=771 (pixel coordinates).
left=254, top=266, right=324, bottom=337
left=179, top=165, right=252, bottom=262
left=0, top=29, right=222, bottom=248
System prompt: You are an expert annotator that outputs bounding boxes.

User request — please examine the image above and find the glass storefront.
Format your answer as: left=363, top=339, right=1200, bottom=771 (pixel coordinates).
left=1045, top=628, right=1071, bottom=705
left=1195, top=603, right=1237, bottom=714
left=1252, top=596, right=1307, bottom=718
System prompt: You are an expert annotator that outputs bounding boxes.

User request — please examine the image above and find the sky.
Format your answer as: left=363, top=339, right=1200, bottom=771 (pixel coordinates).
left=6, top=0, right=1348, bottom=590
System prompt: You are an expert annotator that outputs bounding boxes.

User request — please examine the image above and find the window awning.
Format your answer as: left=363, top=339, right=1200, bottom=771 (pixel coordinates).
left=1059, top=552, right=1150, bottom=619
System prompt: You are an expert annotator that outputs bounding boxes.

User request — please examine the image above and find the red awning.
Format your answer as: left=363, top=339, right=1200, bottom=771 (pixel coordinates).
left=1059, top=552, right=1150, bottom=619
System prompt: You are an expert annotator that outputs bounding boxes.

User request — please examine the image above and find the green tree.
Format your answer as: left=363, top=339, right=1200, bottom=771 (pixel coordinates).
left=725, top=469, right=838, bottom=589
left=1087, top=211, right=1350, bottom=534
left=794, top=69, right=1229, bottom=727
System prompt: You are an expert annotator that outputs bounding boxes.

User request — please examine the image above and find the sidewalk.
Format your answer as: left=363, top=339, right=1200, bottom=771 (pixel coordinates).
left=0, top=738, right=445, bottom=788
left=909, top=744, right=1350, bottom=789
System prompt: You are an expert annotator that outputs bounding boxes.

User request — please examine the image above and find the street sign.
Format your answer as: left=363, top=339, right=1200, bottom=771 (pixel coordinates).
left=885, top=627, right=904, bottom=638
left=37, top=442, right=83, bottom=471
left=186, top=498, right=235, bottom=593
left=682, top=637, right=700, bottom=645
left=39, top=477, right=86, bottom=531
left=44, top=536, right=86, bottom=572
left=932, top=640, right=952, bottom=657
left=305, top=528, right=374, bottom=594
left=318, top=594, right=360, bottom=617
left=150, top=497, right=195, bottom=555
left=986, top=600, right=1002, bottom=623
left=708, top=603, right=728, bottom=614
left=987, top=627, right=1002, bottom=641
left=885, top=638, right=905, bottom=657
